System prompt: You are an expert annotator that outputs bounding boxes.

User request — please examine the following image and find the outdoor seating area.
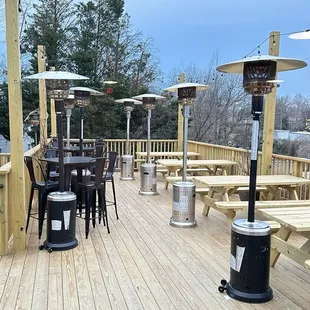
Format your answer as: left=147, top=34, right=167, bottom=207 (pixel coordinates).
left=2, top=137, right=310, bottom=308
left=2, top=0, right=310, bottom=308
left=1, top=172, right=310, bottom=309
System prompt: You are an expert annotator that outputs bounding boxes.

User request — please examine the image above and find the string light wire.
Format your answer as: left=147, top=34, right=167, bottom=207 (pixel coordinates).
left=243, top=29, right=310, bottom=59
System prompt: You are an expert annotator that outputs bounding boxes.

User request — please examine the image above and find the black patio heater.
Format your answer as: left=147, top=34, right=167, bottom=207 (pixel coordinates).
left=216, top=55, right=307, bottom=303
left=25, top=71, right=89, bottom=252
left=116, top=98, right=142, bottom=181
left=164, top=83, right=210, bottom=228
left=132, top=94, right=166, bottom=195
left=70, top=87, right=103, bottom=155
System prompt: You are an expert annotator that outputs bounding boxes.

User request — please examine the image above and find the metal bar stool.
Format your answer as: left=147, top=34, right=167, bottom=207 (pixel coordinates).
left=24, top=156, right=59, bottom=238
left=78, top=157, right=109, bottom=238
left=101, top=151, right=119, bottom=220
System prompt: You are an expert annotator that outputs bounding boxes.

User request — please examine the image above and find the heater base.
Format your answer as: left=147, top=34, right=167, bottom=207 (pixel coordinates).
left=139, top=163, right=158, bottom=195
left=120, top=176, right=135, bottom=181
left=120, top=155, right=135, bottom=181
left=170, top=181, right=196, bottom=228
left=218, top=219, right=273, bottom=304
left=226, top=281, right=273, bottom=304
left=170, top=218, right=197, bottom=228
left=40, top=238, right=78, bottom=252
left=44, top=191, right=78, bottom=252
left=139, top=190, right=158, bottom=196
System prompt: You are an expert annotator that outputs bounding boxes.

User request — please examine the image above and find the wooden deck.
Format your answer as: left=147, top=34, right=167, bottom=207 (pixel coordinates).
left=1, top=173, right=310, bottom=309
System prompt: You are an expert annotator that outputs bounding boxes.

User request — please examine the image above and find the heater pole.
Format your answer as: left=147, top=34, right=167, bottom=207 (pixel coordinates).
left=66, top=108, right=71, bottom=147
left=79, top=107, right=84, bottom=155
left=182, top=105, right=190, bottom=182
left=147, top=109, right=151, bottom=164
left=55, top=100, right=65, bottom=192
left=247, top=96, right=263, bottom=222
left=126, top=110, right=131, bottom=155
left=177, top=73, right=185, bottom=151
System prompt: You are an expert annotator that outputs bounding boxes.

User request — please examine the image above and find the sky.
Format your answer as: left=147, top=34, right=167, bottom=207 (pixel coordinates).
left=125, top=0, right=310, bottom=96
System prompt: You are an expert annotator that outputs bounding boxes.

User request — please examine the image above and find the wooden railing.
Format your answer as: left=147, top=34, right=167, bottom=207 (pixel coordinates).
left=188, top=140, right=310, bottom=199
left=70, top=139, right=178, bottom=169
left=2, top=138, right=310, bottom=255
left=0, top=145, right=41, bottom=255
left=0, top=153, right=11, bottom=167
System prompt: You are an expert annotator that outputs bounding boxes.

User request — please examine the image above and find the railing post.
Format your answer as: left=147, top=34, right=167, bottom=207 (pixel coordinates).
left=0, top=174, right=8, bottom=255
left=137, top=141, right=141, bottom=171
left=261, top=31, right=280, bottom=175
left=5, top=0, right=26, bottom=251
left=38, top=45, right=47, bottom=148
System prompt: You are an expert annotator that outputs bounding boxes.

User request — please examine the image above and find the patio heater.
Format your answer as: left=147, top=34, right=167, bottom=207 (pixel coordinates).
left=164, top=83, right=210, bottom=228
left=63, top=93, right=75, bottom=147
left=25, top=71, right=89, bottom=252
left=27, top=109, right=40, bottom=145
left=216, top=55, right=306, bottom=303
left=132, top=93, right=166, bottom=195
left=116, top=98, right=142, bottom=180
left=70, top=87, right=103, bottom=155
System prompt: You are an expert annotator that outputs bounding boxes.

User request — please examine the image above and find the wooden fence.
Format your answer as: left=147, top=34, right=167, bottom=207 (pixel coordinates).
left=70, top=139, right=178, bottom=169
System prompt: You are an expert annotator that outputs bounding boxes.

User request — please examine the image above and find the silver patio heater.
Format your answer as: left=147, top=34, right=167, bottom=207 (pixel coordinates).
left=132, top=93, right=166, bottom=195
left=63, top=93, right=75, bottom=147
left=25, top=71, right=89, bottom=252
left=216, top=55, right=306, bottom=303
left=70, top=86, right=103, bottom=155
left=26, top=109, right=40, bottom=145
left=116, top=98, right=142, bottom=180
left=69, top=87, right=103, bottom=206
left=164, top=83, right=210, bottom=228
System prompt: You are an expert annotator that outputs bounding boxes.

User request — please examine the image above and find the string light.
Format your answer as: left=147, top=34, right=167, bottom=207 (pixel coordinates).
left=243, top=29, right=310, bottom=58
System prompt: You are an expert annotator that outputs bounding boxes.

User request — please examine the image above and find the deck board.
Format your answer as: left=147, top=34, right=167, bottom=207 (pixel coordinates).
left=1, top=172, right=310, bottom=309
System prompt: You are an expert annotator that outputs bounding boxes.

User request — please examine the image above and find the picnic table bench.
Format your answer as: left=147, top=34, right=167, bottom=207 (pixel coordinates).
left=157, top=159, right=236, bottom=177
left=258, top=207, right=310, bottom=270
left=194, top=175, right=310, bottom=223
left=215, top=200, right=310, bottom=224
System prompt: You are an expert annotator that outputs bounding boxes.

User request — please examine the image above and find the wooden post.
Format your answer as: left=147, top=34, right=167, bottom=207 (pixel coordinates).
left=37, top=45, right=47, bottom=148
left=5, top=0, right=26, bottom=251
left=177, top=73, right=185, bottom=151
left=0, top=174, right=9, bottom=255
left=261, top=31, right=280, bottom=175
left=49, top=66, right=57, bottom=137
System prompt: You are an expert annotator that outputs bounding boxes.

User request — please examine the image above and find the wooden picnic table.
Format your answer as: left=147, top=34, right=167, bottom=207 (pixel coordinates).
left=257, top=207, right=310, bottom=269
left=136, top=151, right=200, bottom=161
left=193, top=175, right=310, bottom=223
left=156, top=159, right=237, bottom=176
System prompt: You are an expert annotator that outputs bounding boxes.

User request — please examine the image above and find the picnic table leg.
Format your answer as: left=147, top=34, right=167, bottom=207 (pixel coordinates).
left=202, top=189, right=214, bottom=216
left=300, top=240, right=310, bottom=253
left=222, top=167, right=228, bottom=176
left=289, top=187, right=299, bottom=200
left=225, top=211, right=236, bottom=226
left=164, top=176, right=169, bottom=190
left=270, top=226, right=291, bottom=267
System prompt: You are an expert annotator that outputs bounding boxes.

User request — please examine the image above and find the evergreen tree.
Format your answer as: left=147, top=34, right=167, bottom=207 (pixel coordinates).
left=21, top=0, right=75, bottom=71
